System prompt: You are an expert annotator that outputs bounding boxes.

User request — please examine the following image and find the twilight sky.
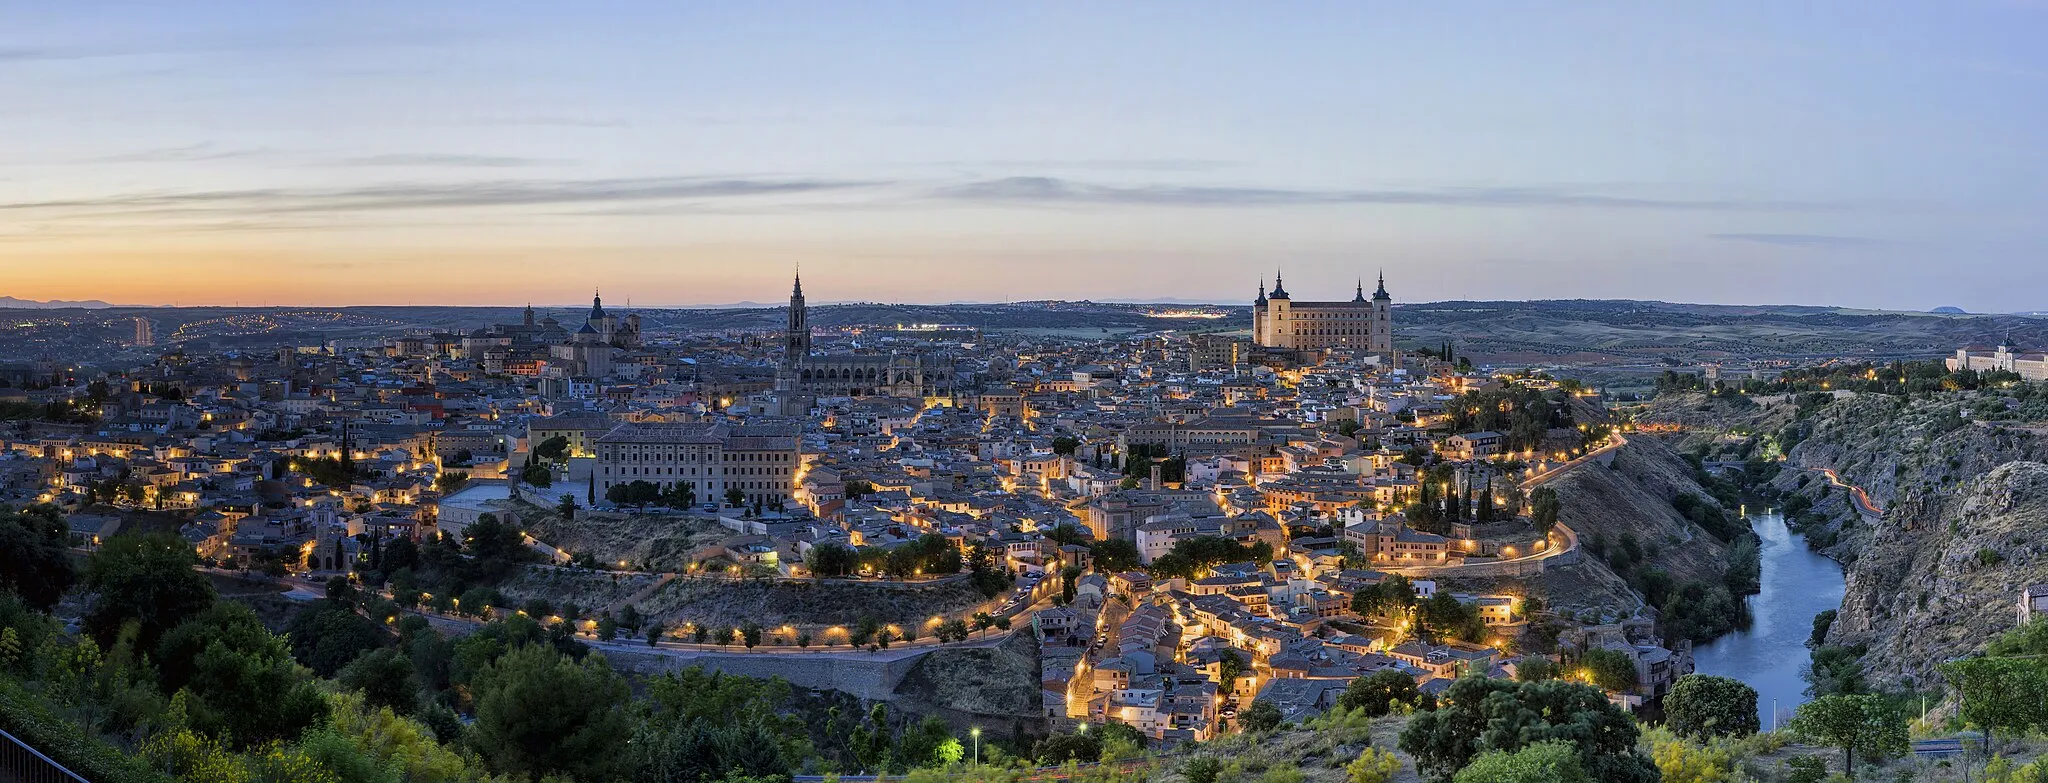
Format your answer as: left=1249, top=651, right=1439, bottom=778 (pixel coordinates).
left=3, top=2, right=2045, bottom=310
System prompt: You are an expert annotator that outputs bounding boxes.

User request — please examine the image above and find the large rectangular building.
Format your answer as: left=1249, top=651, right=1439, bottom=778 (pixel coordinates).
left=594, top=421, right=801, bottom=508
left=1251, top=273, right=1394, bottom=354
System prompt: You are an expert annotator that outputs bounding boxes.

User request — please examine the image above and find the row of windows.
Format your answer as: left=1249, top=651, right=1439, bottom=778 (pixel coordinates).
left=601, top=449, right=792, bottom=463
left=602, top=465, right=789, bottom=477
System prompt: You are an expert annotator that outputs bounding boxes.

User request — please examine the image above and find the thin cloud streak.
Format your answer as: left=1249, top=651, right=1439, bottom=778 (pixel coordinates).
left=1709, top=232, right=1884, bottom=247
left=933, top=177, right=1831, bottom=211
left=0, top=176, right=890, bottom=216
left=79, top=144, right=268, bottom=163
left=333, top=153, right=563, bottom=168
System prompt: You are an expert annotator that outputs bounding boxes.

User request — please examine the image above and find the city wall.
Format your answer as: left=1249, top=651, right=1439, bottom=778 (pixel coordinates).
left=599, top=647, right=929, bottom=701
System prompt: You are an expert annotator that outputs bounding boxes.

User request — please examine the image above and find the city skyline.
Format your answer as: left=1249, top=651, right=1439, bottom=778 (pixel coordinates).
left=5, top=2, right=2047, bottom=311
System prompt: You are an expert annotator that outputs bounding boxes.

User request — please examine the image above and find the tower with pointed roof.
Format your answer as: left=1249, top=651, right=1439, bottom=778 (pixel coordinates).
left=1371, top=271, right=1393, bottom=353
left=784, top=270, right=811, bottom=369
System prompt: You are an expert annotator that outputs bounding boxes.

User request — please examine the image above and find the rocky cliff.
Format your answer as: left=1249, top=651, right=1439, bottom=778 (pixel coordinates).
left=1828, top=461, right=2048, bottom=683
left=1756, top=390, right=2048, bottom=683
left=1636, top=385, right=2048, bottom=685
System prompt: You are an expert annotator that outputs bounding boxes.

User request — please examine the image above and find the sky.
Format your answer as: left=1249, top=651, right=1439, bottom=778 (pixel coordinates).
left=2, top=2, right=2045, bottom=311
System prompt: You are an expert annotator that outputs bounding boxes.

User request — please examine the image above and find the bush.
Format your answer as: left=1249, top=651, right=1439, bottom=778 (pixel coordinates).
left=1347, top=748, right=1402, bottom=783
left=0, top=679, right=172, bottom=783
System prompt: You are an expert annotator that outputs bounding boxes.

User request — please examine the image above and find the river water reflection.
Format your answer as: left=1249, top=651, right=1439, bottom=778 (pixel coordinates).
left=1691, top=512, right=1846, bottom=729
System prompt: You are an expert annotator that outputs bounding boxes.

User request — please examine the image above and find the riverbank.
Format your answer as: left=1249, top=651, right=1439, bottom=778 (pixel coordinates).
left=1691, top=511, right=1845, bottom=729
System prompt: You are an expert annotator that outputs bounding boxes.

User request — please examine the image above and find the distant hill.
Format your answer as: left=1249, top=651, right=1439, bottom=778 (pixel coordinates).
left=0, top=296, right=115, bottom=309
left=1930, top=306, right=1967, bottom=314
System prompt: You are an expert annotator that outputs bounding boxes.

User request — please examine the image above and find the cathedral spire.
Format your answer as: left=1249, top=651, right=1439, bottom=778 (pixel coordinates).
left=1354, top=278, right=1366, bottom=302
left=792, top=267, right=804, bottom=298
left=1374, top=270, right=1390, bottom=300
left=1269, top=269, right=1289, bottom=300
left=1255, top=279, right=1267, bottom=305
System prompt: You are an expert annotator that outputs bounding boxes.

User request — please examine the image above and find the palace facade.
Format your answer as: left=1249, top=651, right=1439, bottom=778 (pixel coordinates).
left=1251, top=272, right=1393, bottom=354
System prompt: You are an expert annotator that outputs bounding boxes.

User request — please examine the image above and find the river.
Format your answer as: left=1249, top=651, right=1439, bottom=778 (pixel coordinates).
left=1691, top=511, right=1846, bottom=730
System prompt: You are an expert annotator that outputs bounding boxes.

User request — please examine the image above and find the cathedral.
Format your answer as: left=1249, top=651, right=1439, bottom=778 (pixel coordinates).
left=463, top=292, right=641, bottom=381
left=1251, top=272, right=1393, bottom=354
left=774, top=273, right=952, bottom=405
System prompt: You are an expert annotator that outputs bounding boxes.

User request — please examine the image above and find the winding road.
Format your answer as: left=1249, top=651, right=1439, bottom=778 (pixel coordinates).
left=1808, top=467, right=1884, bottom=519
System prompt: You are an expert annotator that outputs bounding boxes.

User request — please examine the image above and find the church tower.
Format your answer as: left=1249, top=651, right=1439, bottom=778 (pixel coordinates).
left=784, top=270, right=811, bottom=368
left=1371, top=271, right=1394, bottom=354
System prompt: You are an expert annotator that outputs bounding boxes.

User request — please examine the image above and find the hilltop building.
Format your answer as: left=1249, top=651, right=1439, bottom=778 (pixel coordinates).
left=1949, top=345, right=2048, bottom=381
left=1252, top=272, right=1393, bottom=354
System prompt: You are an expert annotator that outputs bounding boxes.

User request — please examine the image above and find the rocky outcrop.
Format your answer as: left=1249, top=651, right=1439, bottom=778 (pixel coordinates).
left=1831, top=462, right=2048, bottom=683
left=890, top=630, right=1045, bottom=729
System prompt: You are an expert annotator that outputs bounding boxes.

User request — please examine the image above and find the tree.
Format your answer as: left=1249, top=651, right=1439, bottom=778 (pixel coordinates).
left=469, top=645, right=632, bottom=779
left=1663, top=675, right=1760, bottom=739
left=1034, top=732, right=1101, bottom=764
left=1399, top=678, right=1654, bottom=783
left=534, top=435, right=570, bottom=461
left=1939, top=656, right=2048, bottom=745
left=337, top=647, right=420, bottom=715
left=1089, top=539, right=1141, bottom=573
left=664, top=481, right=697, bottom=510
left=84, top=532, right=215, bottom=648
left=520, top=463, right=553, bottom=487
left=286, top=598, right=388, bottom=676
left=741, top=622, right=762, bottom=651
left=1352, top=574, right=1419, bottom=619
left=606, top=483, right=632, bottom=507
left=557, top=493, right=578, bottom=521
left=1451, top=741, right=1588, bottom=783
left=1514, top=657, right=1561, bottom=682
left=1240, top=699, right=1283, bottom=732
left=628, top=480, right=661, bottom=511
left=725, top=487, right=747, bottom=508
left=1580, top=648, right=1639, bottom=693
left=806, top=542, right=860, bottom=577
left=0, top=504, right=76, bottom=612
left=1218, top=649, right=1246, bottom=688
left=159, top=604, right=330, bottom=748
left=1052, top=436, right=1081, bottom=455
left=1339, top=669, right=1428, bottom=717
left=1786, top=693, right=1908, bottom=775
left=1528, top=487, right=1560, bottom=527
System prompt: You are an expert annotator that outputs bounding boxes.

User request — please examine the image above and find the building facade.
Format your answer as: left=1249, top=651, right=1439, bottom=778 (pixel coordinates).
left=1251, top=272, right=1393, bottom=354
left=1950, top=346, right=2048, bottom=381
left=594, top=421, right=801, bottom=508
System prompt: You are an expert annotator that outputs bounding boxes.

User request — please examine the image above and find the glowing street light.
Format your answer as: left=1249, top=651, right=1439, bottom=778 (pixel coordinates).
left=970, top=727, right=981, bottom=766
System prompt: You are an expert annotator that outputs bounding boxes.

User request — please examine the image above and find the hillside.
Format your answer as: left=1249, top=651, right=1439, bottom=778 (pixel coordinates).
left=1541, top=436, right=1753, bottom=642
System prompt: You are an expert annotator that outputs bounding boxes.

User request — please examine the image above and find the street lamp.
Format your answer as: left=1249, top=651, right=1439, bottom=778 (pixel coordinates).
left=970, top=727, right=981, bottom=767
